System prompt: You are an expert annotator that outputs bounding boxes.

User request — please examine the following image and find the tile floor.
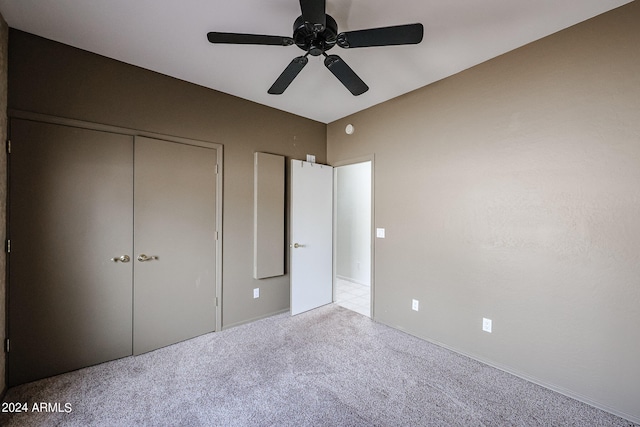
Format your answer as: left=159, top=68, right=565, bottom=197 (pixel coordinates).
left=334, top=278, right=370, bottom=317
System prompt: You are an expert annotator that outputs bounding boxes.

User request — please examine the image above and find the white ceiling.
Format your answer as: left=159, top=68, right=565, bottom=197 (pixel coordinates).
left=0, top=0, right=632, bottom=123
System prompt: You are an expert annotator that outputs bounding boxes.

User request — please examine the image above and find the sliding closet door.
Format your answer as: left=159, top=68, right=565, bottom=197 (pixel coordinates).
left=133, top=137, right=217, bottom=355
left=8, top=119, right=134, bottom=386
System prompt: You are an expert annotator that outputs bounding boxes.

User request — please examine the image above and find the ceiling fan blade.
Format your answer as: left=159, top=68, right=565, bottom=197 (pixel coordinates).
left=268, top=56, right=309, bottom=95
left=207, top=32, right=294, bottom=46
left=336, top=23, right=424, bottom=48
left=299, top=0, right=326, bottom=30
left=323, top=55, right=369, bottom=96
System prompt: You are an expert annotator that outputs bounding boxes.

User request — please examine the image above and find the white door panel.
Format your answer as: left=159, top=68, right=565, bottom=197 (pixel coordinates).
left=290, top=160, right=333, bottom=315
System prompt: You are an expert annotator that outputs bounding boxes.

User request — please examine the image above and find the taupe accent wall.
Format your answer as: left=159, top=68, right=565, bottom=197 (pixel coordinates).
left=328, top=2, right=640, bottom=423
left=7, top=29, right=326, bottom=329
left=0, top=11, right=8, bottom=397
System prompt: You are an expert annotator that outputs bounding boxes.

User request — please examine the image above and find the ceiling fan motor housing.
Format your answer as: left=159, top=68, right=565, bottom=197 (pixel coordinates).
left=293, top=14, right=338, bottom=56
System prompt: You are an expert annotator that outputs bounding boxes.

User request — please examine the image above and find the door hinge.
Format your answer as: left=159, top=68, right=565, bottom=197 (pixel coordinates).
left=6, top=139, right=10, bottom=154
left=215, top=164, right=219, bottom=174
left=4, top=338, right=9, bottom=353
left=215, top=231, right=219, bottom=241
left=215, top=297, right=218, bottom=307
left=5, top=239, right=10, bottom=253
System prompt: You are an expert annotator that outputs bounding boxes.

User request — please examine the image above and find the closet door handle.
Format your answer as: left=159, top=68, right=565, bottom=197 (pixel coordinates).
left=137, top=254, right=158, bottom=262
left=111, top=255, right=131, bottom=263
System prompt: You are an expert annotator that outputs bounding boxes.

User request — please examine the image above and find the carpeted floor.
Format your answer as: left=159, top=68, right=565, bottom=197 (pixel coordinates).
left=1, top=304, right=637, bottom=426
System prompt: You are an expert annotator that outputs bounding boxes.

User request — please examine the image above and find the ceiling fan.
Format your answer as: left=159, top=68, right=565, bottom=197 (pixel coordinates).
left=207, top=0, right=424, bottom=96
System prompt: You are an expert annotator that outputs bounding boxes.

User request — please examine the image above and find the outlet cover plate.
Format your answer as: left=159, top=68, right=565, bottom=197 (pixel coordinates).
left=253, top=288, right=260, bottom=299
left=412, top=299, right=419, bottom=311
left=482, top=317, right=492, bottom=333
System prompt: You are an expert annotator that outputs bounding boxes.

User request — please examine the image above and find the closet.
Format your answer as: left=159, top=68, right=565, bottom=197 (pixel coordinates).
left=7, top=118, right=220, bottom=386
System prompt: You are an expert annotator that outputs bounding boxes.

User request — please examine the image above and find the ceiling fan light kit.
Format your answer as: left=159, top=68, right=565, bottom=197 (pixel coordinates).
left=207, top=0, right=424, bottom=96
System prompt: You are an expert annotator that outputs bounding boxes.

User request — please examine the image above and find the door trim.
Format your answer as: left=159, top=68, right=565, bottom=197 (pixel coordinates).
left=8, top=109, right=224, bottom=331
left=331, top=154, right=375, bottom=320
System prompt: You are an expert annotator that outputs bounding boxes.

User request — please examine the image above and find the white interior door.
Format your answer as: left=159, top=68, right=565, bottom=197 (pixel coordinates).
left=290, top=160, right=333, bottom=315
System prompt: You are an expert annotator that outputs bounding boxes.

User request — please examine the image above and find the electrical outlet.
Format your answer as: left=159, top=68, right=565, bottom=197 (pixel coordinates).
left=253, top=288, right=260, bottom=299
left=412, top=299, right=419, bottom=311
left=482, top=317, right=492, bottom=333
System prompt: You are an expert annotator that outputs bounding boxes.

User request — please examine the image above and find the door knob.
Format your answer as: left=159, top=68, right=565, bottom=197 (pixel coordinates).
left=292, top=243, right=305, bottom=248
left=137, top=254, right=159, bottom=262
left=111, top=255, right=131, bottom=263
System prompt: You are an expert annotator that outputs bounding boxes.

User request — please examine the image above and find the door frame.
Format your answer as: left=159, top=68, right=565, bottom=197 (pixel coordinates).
left=8, top=109, right=224, bottom=331
left=332, top=154, right=375, bottom=319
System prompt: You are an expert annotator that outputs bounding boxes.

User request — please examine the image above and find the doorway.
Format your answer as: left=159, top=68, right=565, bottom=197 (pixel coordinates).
left=334, top=160, right=373, bottom=317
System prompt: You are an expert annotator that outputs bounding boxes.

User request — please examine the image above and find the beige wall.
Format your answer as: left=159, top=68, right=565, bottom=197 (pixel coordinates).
left=328, top=2, right=640, bottom=422
left=0, top=12, right=7, bottom=397
left=7, top=30, right=326, bottom=330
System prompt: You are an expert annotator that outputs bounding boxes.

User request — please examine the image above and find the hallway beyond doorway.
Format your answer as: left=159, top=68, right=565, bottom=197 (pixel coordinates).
left=334, top=278, right=370, bottom=317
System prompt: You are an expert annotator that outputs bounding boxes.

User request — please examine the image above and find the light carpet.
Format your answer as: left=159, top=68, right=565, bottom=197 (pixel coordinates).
left=1, top=304, right=636, bottom=426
